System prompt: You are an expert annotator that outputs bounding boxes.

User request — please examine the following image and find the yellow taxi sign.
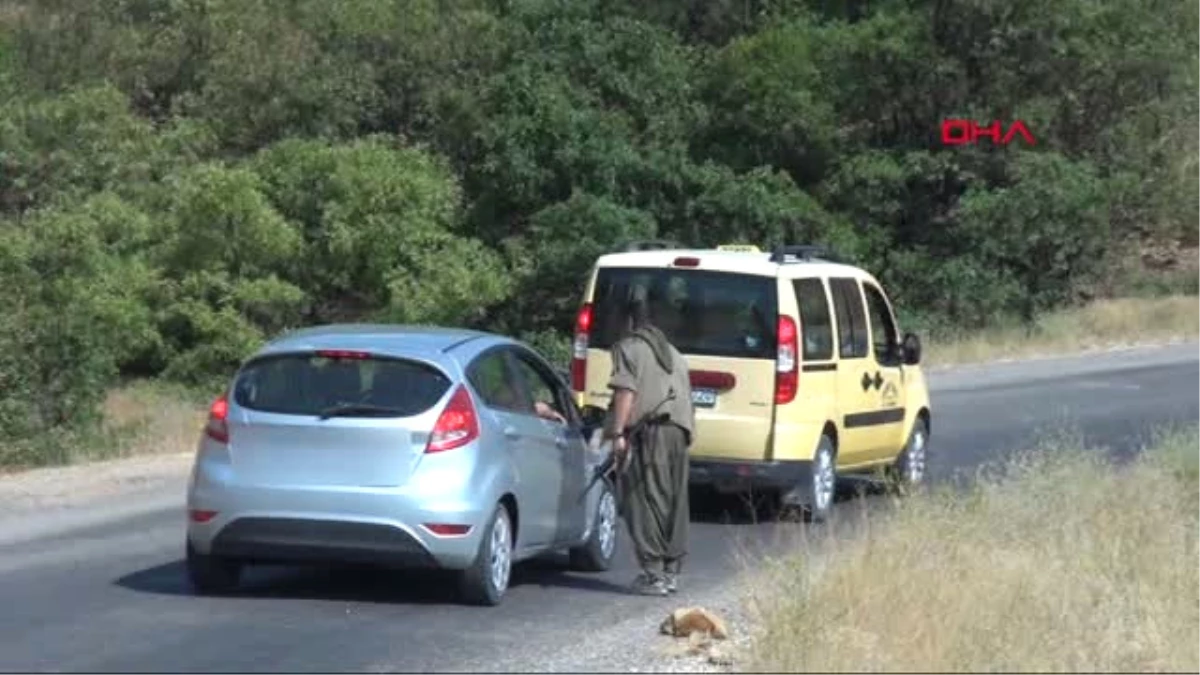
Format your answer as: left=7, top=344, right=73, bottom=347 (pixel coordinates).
left=716, top=244, right=761, bottom=252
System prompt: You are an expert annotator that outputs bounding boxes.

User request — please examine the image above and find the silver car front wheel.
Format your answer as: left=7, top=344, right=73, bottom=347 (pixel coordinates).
left=569, top=482, right=618, bottom=572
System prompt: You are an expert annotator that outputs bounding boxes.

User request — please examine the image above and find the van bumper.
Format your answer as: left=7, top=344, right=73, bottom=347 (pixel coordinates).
left=689, top=459, right=812, bottom=493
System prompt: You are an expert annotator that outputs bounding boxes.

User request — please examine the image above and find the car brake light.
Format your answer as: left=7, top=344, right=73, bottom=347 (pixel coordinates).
left=571, top=303, right=593, bottom=392
left=775, top=316, right=798, bottom=404
left=673, top=256, right=700, bottom=267
left=423, top=523, right=472, bottom=536
left=426, top=385, right=479, bottom=453
left=189, top=509, right=218, bottom=523
left=316, top=349, right=370, bottom=360
left=205, top=394, right=230, bottom=443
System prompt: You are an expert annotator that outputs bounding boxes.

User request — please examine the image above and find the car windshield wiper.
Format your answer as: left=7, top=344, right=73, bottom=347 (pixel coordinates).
left=317, top=402, right=409, bottom=420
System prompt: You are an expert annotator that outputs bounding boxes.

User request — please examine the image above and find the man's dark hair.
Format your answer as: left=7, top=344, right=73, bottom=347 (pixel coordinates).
left=625, top=294, right=653, bottom=331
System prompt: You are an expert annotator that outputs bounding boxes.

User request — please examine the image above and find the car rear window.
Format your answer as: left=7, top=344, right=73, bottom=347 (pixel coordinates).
left=590, top=267, right=778, bottom=360
left=232, top=352, right=452, bottom=417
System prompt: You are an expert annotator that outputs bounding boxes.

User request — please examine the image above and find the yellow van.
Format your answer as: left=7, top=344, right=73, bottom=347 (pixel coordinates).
left=570, top=242, right=932, bottom=521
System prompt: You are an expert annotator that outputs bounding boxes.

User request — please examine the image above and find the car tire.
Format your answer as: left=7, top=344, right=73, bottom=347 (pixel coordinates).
left=458, top=504, right=514, bottom=607
left=185, top=539, right=242, bottom=595
left=889, top=418, right=929, bottom=496
left=782, top=434, right=837, bottom=523
left=569, top=481, right=619, bottom=573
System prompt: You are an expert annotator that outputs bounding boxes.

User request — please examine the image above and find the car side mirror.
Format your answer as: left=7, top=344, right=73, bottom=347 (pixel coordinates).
left=901, top=332, right=922, bottom=365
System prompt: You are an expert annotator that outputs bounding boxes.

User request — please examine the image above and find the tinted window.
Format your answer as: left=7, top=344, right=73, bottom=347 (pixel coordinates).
left=829, top=278, right=870, bottom=359
left=591, top=267, right=778, bottom=360
left=863, top=283, right=900, bottom=364
left=793, top=277, right=834, bottom=361
left=233, top=353, right=450, bottom=417
left=511, top=351, right=579, bottom=426
left=467, top=351, right=529, bottom=413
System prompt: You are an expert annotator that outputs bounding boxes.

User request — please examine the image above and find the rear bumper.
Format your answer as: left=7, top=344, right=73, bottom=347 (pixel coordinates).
left=186, top=456, right=489, bottom=570
left=689, top=458, right=813, bottom=492
left=209, top=517, right=442, bottom=569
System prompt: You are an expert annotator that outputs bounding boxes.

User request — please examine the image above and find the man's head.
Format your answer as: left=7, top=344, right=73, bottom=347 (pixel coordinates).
left=624, top=294, right=653, bottom=332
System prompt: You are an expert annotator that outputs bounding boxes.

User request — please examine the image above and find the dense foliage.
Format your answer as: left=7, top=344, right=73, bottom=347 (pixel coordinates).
left=0, top=0, right=1196, bottom=447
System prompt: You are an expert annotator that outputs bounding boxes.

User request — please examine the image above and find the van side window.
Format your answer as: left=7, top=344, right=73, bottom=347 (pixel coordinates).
left=829, top=278, right=870, bottom=359
left=863, top=283, right=901, bottom=365
left=793, top=278, right=834, bottom=361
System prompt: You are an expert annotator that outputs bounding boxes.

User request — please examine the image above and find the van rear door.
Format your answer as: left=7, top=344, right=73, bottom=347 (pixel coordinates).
left=581, top=266, right=778, bottom=462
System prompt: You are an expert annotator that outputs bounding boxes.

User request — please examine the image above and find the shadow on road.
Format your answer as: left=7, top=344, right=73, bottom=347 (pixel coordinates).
left=114, top=554, right=630, bottom=605
left=688, top=475, right=892, bottom=525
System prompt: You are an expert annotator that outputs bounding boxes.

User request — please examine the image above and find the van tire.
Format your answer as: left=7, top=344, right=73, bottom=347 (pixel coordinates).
left=888, top=419, right=929, bottom=496
left=782, top=434, right=837, bottom=523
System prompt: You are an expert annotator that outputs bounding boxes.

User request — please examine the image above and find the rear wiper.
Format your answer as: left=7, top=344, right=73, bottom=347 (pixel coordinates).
left=317, top=402, right=408, bottom=420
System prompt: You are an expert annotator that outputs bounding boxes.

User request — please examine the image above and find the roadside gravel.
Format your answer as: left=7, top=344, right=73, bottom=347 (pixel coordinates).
left=0, top=452, right=192, bottom=514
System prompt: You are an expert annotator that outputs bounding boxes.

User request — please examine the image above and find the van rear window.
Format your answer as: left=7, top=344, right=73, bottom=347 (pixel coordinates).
left=590, top=268, right=778, bottom=360
left=232, top=353, right=451, bottom=417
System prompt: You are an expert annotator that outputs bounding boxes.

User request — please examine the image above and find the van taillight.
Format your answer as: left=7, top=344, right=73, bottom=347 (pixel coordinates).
left=205, top=394, right=230, bottom=443
left=571, top=303, right=594, bottom=392
left=426, top=385, right=479, bottom=454
left=775, top=316, right=798, bottom=404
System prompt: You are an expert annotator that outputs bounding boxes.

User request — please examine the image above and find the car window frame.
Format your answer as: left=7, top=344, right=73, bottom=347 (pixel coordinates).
left=465, top=346, right=534, bottom=415
left=509, top=346, right=582, bottom=429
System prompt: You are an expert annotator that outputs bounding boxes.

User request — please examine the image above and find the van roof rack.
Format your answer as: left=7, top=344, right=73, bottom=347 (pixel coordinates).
left=620, top=239, right=686, bottom=252
left=769, top=244, right=842, bottom=264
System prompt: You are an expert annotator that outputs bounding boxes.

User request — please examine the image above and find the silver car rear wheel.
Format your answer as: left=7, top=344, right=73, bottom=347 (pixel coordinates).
left=459, top=504, right=513, bottom=606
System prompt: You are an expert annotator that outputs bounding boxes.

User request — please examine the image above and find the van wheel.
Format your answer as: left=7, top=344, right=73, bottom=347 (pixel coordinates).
left=186, top=539, right=242, bottom=595
left=569, top=482, right=619, bottom=572
left=889, top=419, right=929, bottom=495
left=459, top=504, right=513, bottom=606
left=782, top=434, right=837, bottom=523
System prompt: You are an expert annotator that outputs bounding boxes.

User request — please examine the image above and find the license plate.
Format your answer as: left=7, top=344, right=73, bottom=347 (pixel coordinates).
left=692, top=389, right=718, bottom=408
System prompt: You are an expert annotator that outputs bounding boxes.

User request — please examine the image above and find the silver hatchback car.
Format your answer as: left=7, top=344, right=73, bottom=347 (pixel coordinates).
left=185, top=324, right=618, bottom=606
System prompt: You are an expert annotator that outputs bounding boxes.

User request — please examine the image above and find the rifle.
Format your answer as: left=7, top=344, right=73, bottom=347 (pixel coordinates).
left=580, top=389, right=676, bottom=501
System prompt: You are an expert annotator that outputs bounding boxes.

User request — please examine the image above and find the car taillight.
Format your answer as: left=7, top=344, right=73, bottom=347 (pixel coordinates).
left=571, top=303, right=593, bottom=392
left=426, top=385, right=479, bottom=454
left=775, top=316, right=798, bottom=404
left=205, top=394, right=230, bottom=443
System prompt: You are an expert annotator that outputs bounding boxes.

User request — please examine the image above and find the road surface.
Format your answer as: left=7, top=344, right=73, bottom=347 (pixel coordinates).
left=0, top=343, right=1196, bottom=672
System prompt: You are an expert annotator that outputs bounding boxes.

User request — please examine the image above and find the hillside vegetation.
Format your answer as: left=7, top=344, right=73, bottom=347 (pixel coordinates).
left=0, top=0, right=1196, bottom=465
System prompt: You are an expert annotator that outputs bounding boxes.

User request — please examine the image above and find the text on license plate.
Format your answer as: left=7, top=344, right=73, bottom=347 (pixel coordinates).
left=692, top=389, right=718, bottom=407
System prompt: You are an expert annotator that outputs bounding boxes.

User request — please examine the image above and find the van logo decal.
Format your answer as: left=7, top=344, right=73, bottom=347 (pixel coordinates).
left=881, top=381, right=899, bottom=408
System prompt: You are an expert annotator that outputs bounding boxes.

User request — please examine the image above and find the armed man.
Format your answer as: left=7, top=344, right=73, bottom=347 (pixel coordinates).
left=603, top=291, right=696, bottom=596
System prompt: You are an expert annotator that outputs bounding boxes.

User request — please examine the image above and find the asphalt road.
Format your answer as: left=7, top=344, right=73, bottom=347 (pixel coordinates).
left=0, top=343, right=1196, bottom=673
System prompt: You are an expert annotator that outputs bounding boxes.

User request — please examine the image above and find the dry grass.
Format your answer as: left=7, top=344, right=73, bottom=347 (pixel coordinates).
left=927, top=295, right=1200, bottom=368
left=744, top=427, right=1200, bottom=673
left=99, top=380, right=209, bottom=461
left=0, top=380, right=209, bottom=469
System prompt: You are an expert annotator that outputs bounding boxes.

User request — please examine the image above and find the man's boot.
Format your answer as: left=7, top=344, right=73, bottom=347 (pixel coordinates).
left=631, top=563, right=669, bottom=596
left=663, top=559, right=681, bottom=594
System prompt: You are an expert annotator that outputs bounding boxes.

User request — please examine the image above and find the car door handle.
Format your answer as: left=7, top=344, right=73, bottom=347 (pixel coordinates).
left=555, top=435, right=568, bottom=449
left=503, top=426, right=519, bottom=441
